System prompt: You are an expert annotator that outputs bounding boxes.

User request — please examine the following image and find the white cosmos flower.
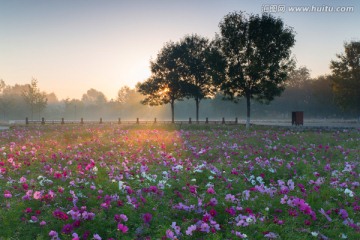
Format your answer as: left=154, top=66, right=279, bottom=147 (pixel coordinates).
left=311, top=232, right=318, bottom=237
left=344, top=188, right=354, bottom=197
left=118, top=181, right=126, bottom=190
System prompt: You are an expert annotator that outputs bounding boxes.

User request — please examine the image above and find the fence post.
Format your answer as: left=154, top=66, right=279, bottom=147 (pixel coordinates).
left=118, top=118, right=121, bottom=124
left=222, top=117, right=225, bottom=124
left=154, top=118, right=157, bottom=124
left=26, top=117, right=29, bottom=125
left=205, top=117, right=208, bottom=124
left=235, top=117, right=238, bottom=124
left=100, top=117, right=103, bottom=124
left=81, top=118, right=84, bottom=124
left=41, top=117, right=45, bottom=125
left=61, top=118, right=64, bottom=124
left=189, top=117, right=192, bottom=124
left=136, top=118, right=139, bottom=124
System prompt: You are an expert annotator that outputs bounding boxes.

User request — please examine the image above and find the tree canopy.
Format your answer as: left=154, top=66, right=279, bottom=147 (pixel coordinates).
left=217, top=12, right=295, bottom=128
left=137, top=41, right=192, bottom=123
left=330, top=41, right=360, bottom=114
left=22, top=78, right=48, bottom=120
left=177, top=34, right=225, bottom=121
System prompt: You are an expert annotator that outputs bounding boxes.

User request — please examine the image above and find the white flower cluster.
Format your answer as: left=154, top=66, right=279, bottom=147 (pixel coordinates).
left=247, top=175, right=264, bottom=185
left=344, top=188, right=354, bottom=197
left=118, top=180, right=126, bottom=191
left=38, top=175, right=53, bottom=186
left=157, top=171, right=171, bottom=189
left=193, top=163, right=206, bottom=173
left=141, top=171, right=157, bottom=182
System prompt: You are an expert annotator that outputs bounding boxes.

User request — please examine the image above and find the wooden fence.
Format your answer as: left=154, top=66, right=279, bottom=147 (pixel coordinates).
left=21, top=117, right=240, bottom=125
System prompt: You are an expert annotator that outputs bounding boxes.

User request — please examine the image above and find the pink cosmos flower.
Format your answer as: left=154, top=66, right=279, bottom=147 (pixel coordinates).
left=189, top=185, right=197, bottom=194
left=31, top=216, right=38, bottom=222
left=114, top=214, right=121, bottom=222
left=166, top=229, right=175, bottom=239
left=143, top=213, right=152, bottom=223
left=53, top=209, right=69, bottom=220
left=49, top=230, right=58, bottom=239
left=225, top=194, right=236, bottom=202
left=209, top=197, right=218, bottom=206
left=264, top=232, right=279, bottom=239
left=72, top=232, right=79, bottom=240
left=120, top=214, right=128, bottom=222
left=93, top=233, right=101, bottom=240
left=117, top=223, right=129, bottom=233
left=233, top=231, right=247, bottom=238
left=19, top=176, right=27, bottom=183
left=200, top=222, right=210, bottom=233
left=62, top=224, right=73, bottom=234
left=209, top=209, right=217, bottom=217
left=33, top=191, right=42, bottom=200
left=206, top=187, right=216, bottom=194
left=185, top=224, right=197, bottom=236
left=4, top=190, right=12, bottom=198
left=171, top=222, right=180, bottom=235
left=339, top=209, right=348, bottom=219
left=226, top=207, right=236, bottom=216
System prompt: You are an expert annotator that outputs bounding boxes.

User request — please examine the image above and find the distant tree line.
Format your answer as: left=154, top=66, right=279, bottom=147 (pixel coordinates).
left=0, top=63, right=356, bottom=123
left=1, top=12, right=358, bottom=123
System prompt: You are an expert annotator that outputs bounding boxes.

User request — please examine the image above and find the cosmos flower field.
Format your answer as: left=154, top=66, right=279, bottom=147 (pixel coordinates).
left=0, top=124, right=359, bottom=240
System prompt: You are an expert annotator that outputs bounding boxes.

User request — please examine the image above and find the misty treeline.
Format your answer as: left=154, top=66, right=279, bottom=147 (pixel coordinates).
left=0, top=66, right=352, bottom=122
left=2, top=11, right=358, bottom=122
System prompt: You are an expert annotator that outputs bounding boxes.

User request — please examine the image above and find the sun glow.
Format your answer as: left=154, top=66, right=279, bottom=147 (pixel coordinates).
left=158, top=87, right=170, bottom=96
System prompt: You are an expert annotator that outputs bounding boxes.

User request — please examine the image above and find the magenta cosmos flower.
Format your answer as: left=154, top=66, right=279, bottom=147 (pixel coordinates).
left=143, top=213, right=152, bottom=223
left=117, top=223, right=129, bottom=233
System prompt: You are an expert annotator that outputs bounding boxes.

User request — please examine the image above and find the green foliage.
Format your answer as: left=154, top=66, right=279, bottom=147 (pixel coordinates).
left=176, top=34, right=226, bottom=121
left=137, top=41, right=194, bottom=122
left=22, top=78, right=48, bottom=120
left=217, top=12, right=296, bottom=128
left=330, top=41, right=360, bottom=114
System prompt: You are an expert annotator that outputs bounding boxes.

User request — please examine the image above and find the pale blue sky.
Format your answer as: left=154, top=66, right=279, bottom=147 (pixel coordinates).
left=0, top=0, right=359, bottom=99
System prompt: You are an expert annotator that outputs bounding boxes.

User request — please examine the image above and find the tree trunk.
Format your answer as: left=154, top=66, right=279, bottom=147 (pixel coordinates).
left=171, top=100, right=175, bottom=123
left=246, top=93, right=251, bottom=130
left=195, top=98, right=200, bottom=123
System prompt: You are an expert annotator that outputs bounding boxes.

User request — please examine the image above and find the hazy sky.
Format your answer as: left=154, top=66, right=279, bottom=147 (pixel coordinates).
left=1, top=0, right=359, bottom=100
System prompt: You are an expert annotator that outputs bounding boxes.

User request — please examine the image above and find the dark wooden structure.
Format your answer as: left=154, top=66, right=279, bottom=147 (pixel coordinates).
left=292, top=111, right=304, bottom=125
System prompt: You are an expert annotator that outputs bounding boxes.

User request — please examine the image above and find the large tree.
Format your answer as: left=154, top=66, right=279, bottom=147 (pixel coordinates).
left=330, top=41, right=360, bottom=114
left=137, top=41, right=191, bottom=123
left=178, top=34, right=225, bottom=122
left=22, top=78, right=48, bottom=120
left=217, top=12, right=295, bottom=129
